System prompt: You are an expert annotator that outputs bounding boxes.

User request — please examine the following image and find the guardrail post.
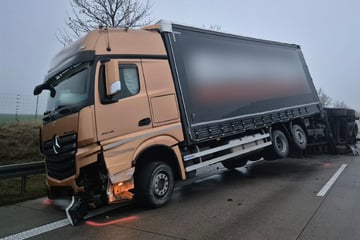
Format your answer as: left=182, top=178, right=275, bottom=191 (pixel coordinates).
left=0, top=161, right=45, bottom=193
left=21, top=176, right=27, bottom=193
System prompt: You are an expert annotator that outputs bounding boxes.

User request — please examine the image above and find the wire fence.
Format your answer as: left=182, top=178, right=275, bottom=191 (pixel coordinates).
left=0, top=93, right=47, bottom=123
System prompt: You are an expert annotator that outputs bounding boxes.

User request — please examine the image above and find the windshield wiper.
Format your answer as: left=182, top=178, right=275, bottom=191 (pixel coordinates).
left=55, top=105, right=73, bottom=114
left=43, top=111, right=51, bottom=122
left=42, top=106, right=72, bottom=122
left=54, top=105, right=66, bottom=111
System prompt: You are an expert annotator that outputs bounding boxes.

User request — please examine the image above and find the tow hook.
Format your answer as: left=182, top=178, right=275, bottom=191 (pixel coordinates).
left=65, top=195, right=88, bottom=226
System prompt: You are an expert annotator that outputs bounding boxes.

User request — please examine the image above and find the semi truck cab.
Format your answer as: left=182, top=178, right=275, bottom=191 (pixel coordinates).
left=34, top=26, right=187, bottom=224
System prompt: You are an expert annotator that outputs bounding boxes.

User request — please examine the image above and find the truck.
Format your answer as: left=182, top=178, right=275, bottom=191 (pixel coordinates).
left=33, top=20, right=358, bottom=225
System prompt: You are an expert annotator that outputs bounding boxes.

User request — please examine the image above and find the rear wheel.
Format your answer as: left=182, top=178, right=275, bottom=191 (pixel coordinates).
left=291, top=124, right=307, bottom=150
left=265, top=129, right=289, bottom=160
left=134, top=161, right=174, bottom=208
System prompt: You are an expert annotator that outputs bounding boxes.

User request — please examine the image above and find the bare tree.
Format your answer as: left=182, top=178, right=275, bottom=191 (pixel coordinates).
left=333, top=100, right=348, bottom=109
left=317, top=88, right=332, bottom=107
left=202, top=24, right=222, bottom=31
left=58, top=0, right=152, bottom=46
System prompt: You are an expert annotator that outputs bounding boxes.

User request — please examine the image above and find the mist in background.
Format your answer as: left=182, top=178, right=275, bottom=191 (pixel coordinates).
left=1, top=0, right=359, bottom=114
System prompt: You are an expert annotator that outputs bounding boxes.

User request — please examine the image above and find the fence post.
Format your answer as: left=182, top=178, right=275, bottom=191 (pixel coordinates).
left=21, top=175, right=27, bottom=193
left=15, top=94, right=20, bottom=124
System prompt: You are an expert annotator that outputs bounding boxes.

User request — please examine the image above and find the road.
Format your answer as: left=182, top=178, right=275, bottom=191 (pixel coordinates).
left=1, top=154, right=359, bottom=240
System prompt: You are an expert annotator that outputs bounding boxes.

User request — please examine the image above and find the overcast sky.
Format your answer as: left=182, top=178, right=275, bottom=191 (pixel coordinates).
left=1, top=0, right=359, bottom=112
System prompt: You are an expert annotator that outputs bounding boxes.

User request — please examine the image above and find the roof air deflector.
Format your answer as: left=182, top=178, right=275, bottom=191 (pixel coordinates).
left=158, top=20, right=173, bottom=33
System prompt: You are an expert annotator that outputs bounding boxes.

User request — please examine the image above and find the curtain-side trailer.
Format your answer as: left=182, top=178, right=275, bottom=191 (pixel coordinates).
left=33, top=20, right=358, bottom=225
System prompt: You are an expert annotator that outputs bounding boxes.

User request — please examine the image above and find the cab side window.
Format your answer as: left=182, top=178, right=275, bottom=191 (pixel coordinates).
left=114, top=64, right=140, bottom=100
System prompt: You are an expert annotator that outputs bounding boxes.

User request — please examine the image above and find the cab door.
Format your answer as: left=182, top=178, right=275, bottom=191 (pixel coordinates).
left=95, top=59, right=151, bottom=142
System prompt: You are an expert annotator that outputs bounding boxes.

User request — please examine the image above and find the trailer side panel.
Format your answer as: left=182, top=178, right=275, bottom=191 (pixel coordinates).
left=162, top=24, right=321, bottom=144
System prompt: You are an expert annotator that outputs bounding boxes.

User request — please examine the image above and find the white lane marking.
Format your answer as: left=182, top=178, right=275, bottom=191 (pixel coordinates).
left=0, top=219, right=69, bottom=240
left=317, top=164, right=347, bottom=197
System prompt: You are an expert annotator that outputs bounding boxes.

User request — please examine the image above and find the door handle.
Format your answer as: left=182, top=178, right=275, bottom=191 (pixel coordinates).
left=138, top=117, right=151, bottom=126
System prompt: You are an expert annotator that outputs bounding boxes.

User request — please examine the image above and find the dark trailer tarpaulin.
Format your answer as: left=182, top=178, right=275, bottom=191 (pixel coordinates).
left=161, top=23, right=321, bottom=144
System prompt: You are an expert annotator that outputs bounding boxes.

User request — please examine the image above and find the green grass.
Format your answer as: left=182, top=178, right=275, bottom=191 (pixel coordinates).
left=0, top=174, right=47, bottom=206
left=0, top=114, right=41, bottom=125
left=0, top=123, right=43, bottom=165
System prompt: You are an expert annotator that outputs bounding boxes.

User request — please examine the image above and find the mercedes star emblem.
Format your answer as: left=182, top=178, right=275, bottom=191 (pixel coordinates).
left=53, top=135, right=61, bottom=154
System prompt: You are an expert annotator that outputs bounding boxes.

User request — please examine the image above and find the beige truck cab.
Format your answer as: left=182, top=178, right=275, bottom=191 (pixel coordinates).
left=35, top=25, right=187, bottom=225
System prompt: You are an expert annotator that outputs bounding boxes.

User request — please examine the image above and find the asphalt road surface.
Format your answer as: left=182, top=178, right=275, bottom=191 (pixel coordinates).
left=1, top=154, right=360, bottom=240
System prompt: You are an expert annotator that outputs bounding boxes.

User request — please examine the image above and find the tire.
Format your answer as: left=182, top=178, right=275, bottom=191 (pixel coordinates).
left=347, top=122, right=358, bottom=139
left=265, top=129, right=289, bottom=160
left=221, top=158, right=247, bottom=169
left=134, top=161, right=174, bottom=208
left=291, top=124, right=307, bottom=150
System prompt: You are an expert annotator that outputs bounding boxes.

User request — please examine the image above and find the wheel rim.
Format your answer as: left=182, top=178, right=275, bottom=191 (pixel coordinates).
left=294, top=128, right=305, bottom=144
left=154, top=172, right=169, bottom=197
left=275, top=135, right=285, bottom=153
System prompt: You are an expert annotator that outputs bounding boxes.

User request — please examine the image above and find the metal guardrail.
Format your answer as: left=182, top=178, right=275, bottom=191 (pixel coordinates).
left=0, top=161, right=45, bottom=193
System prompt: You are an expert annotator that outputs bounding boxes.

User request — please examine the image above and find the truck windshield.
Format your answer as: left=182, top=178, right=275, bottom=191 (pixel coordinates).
left=46, top=63, right=90, bottom=113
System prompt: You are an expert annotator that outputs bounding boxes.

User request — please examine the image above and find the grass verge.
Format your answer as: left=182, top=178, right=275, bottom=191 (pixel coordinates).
left=0, top=174, right=47, bottom=206
left=0, top=122, right=46, bottom=206
left=0, top=123, right=43, bottom=165
left=0, top=114, right=41, bottom=125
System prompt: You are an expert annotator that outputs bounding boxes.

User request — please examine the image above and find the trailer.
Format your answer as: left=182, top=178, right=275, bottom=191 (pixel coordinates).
left=33, top=20, right=357, bottom=225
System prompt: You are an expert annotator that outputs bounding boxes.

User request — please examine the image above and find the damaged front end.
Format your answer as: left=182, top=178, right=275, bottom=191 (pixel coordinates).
left=43, top=136, right=136, bottom=225
left=62, top=154, right=135, bottom=225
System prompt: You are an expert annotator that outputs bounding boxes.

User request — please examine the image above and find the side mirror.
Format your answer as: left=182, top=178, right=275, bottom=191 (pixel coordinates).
left=33, top=83, right=56, bottom=97
left=105, top=60, right=121, bottom=96
left=33, top=85, right=43, bottom=95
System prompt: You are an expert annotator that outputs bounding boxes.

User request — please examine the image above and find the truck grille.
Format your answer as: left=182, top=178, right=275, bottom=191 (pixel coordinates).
left=43, top=133, right=77, bottom=180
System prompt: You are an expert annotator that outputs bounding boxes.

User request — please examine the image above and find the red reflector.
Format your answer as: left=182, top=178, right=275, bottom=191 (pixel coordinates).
left=42, top=198, right=53, bottom=206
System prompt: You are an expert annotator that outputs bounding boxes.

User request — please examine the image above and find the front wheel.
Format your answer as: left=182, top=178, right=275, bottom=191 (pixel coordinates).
left=134, top=161, right=174, bottom=208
